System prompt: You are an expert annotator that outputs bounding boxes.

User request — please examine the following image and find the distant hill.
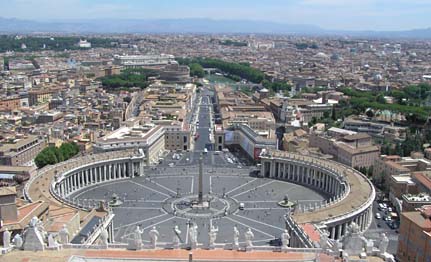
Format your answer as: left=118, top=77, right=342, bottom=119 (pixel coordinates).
left=0, top=17, right=430, bottom=39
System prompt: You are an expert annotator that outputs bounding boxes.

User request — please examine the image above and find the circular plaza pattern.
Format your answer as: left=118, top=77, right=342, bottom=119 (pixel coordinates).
left=67, top=165, right=327, bottom=246
left=24, top=149, right=374, bottom=248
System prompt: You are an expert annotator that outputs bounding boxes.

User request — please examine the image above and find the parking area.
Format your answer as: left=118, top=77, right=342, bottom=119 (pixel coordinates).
left=364, top=197, right=399, bottom=255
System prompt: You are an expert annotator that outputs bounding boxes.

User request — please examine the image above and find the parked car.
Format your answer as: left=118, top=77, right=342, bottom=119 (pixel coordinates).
left=375, top=213, right=382, bottom=219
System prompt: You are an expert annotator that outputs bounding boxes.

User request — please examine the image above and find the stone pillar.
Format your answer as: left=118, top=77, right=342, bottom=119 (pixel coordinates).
left=83, top=170, right=87, bottom=186
left=331, top=227, right=336, bottom=239
left=270, top=161, right=275, bottom=178
left=336, top=224, right=342, bottom=240
left=73, top=174, right=77, bottom=191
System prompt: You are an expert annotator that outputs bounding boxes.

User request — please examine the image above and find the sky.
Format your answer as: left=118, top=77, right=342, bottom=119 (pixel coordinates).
left=0, top=0, right=430, bottom=31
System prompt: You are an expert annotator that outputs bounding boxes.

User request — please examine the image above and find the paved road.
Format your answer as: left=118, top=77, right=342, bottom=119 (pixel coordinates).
left=194, top=87, right=214, bottom=151
left=364, top=199, right=399, bottom=255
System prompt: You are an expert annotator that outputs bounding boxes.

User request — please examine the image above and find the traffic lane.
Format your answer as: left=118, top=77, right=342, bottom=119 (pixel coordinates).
left=195, top=128, right=210, bottom=150
left=363, top=200, right=399, bottom=255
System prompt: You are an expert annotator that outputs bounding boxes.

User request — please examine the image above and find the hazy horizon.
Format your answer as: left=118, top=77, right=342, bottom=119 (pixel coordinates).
left=0, top=0, right=430, bottom=31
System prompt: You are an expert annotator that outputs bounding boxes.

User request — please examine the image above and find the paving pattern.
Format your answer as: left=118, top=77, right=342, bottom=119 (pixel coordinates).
left=68, top=157, right=327, bottom=247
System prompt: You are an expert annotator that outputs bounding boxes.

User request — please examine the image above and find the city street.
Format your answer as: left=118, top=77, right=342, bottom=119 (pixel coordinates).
left=194, top=95, right=212, bottom=151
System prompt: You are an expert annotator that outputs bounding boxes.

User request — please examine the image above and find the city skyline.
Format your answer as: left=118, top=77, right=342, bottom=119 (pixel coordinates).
left=0, top=0, right=430, bottom=31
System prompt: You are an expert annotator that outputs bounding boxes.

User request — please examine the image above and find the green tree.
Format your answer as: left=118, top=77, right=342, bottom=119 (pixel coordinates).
left=189, top=63, right=205, bottom=78
left=35, top=142, right=80, bottom=168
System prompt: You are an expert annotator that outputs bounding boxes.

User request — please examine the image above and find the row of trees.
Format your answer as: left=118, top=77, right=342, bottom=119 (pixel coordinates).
left=219, top=40, right=248, bottom=47
left=295, top=43, right=319, bottom=50
left=262, top=80, right=292, bottom=93
left=381, top=129, right=431, bottom=157
left=98, top=68, right=158, bottom=90
left=0, top=35, right=115, bottom=53
left=178, top=57, right=295, bottom=96
left=35, top=142, right=80, bottom=168
left=340, top=87, right=431, bottom=124
left=178, top=57, right=265, bottom=83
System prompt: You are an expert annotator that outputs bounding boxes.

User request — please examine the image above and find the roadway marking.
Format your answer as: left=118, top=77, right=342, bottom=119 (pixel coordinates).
left=145, top=178, right=177, bottom=195
left=243, top=208, right=288, bottom=210
left=225, top=178, right=258, bottom=195
left=115, top=212, right=169, bottom=230
left=143, top=216, right=175, bottom=230
left=72, top=180, right=128, bottom=198
left=233, top=214, right=285, bottom=231
left=231, top=180, right=276, bottom=198
left=128, top=181, right=171, bottom=198
left=224, top=216, right=274, bottom=238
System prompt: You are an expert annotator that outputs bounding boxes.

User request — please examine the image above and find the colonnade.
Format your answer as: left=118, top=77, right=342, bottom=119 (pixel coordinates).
left=261, top=156, right=374, bottom=240
left=55, top=158, right=145, bottom=198
left=261, top=160, right=345, bottom=197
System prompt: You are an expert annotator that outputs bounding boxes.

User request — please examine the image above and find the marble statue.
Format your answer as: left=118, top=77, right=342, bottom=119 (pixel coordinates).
left=189, top=223, right=198, bottom=248
left=365, top=239, right=374, bottom=255
left=208, top=225, right=218, bottom=248
left=319, top=230, right=329, bottom=249
left=348, top=222, right=360, bottom=234
left=12, top=234, right=23, bottom=249
left=3, top=228, right=11, bottom=248
left=379, top=233, right=389, bottom=254
left=149, top=226, right=159, bottom=249
left=127, top=226, right=143, bottom=250
left=281, top=229, right=290, bottom=249
left=233, top=226, right=240, bottom=249
left=173, top=225, right=182, bottom=248
left=36, top=218, right=48, bottom=241
left=48, top=233, right=60, bottom=249
left=342, top=222, right=368, bottom=256
left=100, top=228, right=109, bottom=248
left=59, top=224, right=70, bottom=244
left=332, top=239, right=342, bottom=254
left=22, top=216, right=45, bottom=251
left=244, top=228, right=254, bottom=250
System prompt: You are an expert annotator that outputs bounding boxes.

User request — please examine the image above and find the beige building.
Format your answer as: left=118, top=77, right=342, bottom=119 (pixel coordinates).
left=397, top=205, right=431, bottom=262
left=93, top=125, right=165, bottom=165
left=374, top=155, right=431, bottom=187
left=0, top=136, right=46, bottom=166
left=162, top=124, right=191, bottom=152
left=310, top=129, right=380, bottom=169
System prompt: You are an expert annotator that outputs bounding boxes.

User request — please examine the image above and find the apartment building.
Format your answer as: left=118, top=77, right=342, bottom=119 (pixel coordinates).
left=93, top=125, right=165, bottom=165
left=0, top=136, right=46, bottom=166
left=397, top=205, right=431, bottom=262
left=309, top=128, right=380, bottom=169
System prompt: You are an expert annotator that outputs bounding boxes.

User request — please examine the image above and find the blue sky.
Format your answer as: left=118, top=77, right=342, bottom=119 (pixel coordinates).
left=1, top=0, right=430, bottom=30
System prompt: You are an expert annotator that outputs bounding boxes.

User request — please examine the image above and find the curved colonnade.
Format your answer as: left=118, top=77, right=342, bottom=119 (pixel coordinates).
left=25, top=150, right=146, bottom=212
left=260, top=150, right=375, bottom=240
left=51, top=153, right=145, bottom=208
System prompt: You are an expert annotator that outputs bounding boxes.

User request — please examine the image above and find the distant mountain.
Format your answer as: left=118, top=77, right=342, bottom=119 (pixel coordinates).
left=0, top=17, right=323, bottom=34
left=0, top=17, right=430, bottom=39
